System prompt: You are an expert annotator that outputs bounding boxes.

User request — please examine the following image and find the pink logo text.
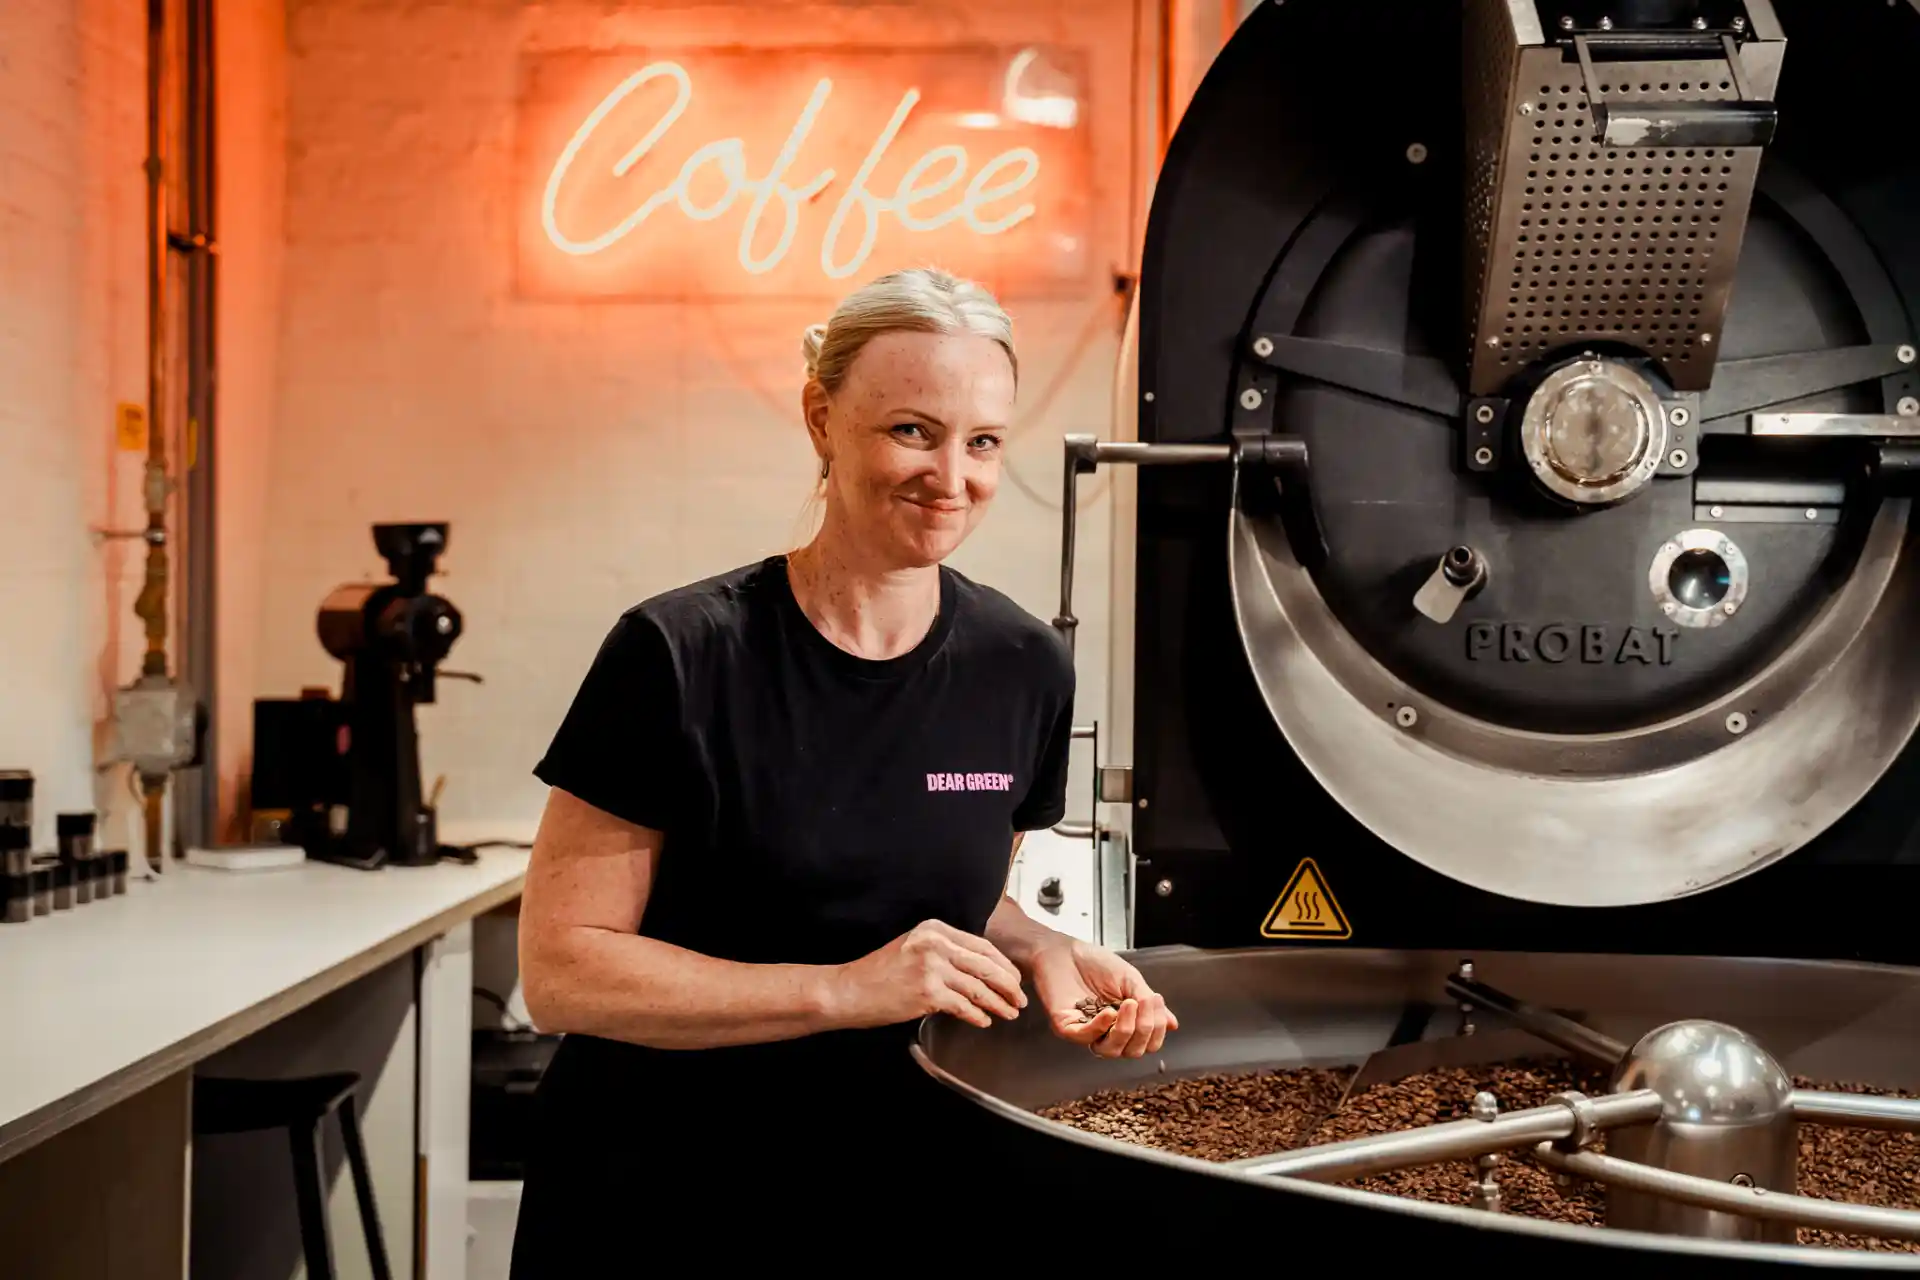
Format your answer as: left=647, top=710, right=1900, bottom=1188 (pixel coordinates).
left=927, top=771, right=1014, bottom=793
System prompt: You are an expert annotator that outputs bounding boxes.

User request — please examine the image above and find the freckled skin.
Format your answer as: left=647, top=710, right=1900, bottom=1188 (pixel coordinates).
left=808, top=330, right=1012, bottom=567
left=789, top=331, right=1015, bottom=660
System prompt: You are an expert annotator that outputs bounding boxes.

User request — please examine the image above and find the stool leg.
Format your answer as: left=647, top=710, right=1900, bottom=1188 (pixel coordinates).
left=289, top=1119, right=336, bottom=1280
left=337, top=1094, right=393, bottom=1280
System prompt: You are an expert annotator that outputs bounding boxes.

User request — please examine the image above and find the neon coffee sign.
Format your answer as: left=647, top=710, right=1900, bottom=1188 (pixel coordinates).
left=522, top=48, right=1087, bottom=294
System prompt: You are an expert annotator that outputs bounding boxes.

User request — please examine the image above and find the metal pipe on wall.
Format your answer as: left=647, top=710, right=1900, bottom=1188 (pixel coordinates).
left=183, top=0, right=218, bottom=848
left=1162, top=0, right=1245, bottom=153
left=136, top=0, right=174, bottom=872
left=117, top=0, right=216, bottom=867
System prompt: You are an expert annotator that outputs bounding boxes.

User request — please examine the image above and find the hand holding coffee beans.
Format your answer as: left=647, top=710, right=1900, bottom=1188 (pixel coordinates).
left=826, top=919, right=1028, bottom=1030
left=1029, top=939, right=1178, bottom=1059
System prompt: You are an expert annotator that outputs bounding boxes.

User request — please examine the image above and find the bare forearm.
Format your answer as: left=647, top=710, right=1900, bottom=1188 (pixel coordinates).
left=523, top=926, right=843, bottom=1050
left=986, top=894, right=1068, bottom=973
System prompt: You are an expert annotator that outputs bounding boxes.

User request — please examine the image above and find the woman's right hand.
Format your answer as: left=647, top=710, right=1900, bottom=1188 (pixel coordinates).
left=824, top=920, right=1028, bottom=1030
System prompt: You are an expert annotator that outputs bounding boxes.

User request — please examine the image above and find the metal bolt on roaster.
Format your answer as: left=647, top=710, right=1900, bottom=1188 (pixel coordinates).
left=1471, top=1091, right=1505, bottom=1212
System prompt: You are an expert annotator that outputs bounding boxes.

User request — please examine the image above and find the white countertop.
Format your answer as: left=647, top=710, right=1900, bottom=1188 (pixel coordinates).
left=0, top=845, right=530, bottom=1162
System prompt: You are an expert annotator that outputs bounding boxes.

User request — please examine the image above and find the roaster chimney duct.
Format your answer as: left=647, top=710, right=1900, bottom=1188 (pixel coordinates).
left=1461, top=0, right=1786, bottom=395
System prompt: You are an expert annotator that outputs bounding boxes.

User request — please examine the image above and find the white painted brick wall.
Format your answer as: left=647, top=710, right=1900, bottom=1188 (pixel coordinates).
left=0, top=0, right=285, bottom=855
left=0, top=0, right=156, bottom=855
left=259, top=0, right=1140, bottom=834
left=214, top=0, right=289, bottom=835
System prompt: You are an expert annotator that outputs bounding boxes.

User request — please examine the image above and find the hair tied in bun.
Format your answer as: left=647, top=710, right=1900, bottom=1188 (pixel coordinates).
left=801, top=323, right=829, bottom=378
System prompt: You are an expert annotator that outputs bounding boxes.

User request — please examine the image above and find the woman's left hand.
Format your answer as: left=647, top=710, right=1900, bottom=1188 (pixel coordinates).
left=1028, top=938, right=1178, bottom=1058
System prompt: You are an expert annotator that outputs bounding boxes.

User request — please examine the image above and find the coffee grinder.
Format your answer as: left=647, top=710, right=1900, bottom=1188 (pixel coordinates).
left=252, top=523, right=478, bottom=870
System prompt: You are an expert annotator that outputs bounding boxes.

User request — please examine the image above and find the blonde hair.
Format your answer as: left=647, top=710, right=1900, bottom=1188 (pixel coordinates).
left=801, top=267, right=1018, bottom=395
left=791, top=268, right=1014, bottom=547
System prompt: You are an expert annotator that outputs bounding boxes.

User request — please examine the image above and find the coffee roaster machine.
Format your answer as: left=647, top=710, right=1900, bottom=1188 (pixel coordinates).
left=916, top=0, right=1920, bottom=1261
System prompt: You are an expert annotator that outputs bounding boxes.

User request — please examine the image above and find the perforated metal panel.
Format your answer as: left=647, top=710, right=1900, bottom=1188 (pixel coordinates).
left=1462, top=1, right=1529, bottom=371
left=1462, top=4, right=1782, bottom=395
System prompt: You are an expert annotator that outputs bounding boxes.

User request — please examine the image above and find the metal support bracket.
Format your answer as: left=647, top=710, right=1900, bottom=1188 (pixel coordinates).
left=165, top=230, right=218, bottom=255
left=1464, top=398, right=1506, bottom=472
left=1698, top=344, right=1919, bottom=425
left=1658, top=393, right=1702, bottom=477
left=1872, top=443, right=1920, bottom=494
left=1750, top=412, right=1920, bottom=439
left=1236, top=433, right=1327, bottom=574
left=1464, top=389, right=1697, bottom=478
left=1248, top=333, right=1463, bottom=419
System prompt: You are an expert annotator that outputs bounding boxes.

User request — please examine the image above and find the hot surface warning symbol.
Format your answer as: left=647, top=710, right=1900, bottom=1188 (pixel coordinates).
left=1260, top=858, right=1351, bottom=940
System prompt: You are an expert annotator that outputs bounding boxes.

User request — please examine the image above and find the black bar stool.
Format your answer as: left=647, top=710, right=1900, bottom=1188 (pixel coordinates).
left=193, top=1073, right=394, bottom=1280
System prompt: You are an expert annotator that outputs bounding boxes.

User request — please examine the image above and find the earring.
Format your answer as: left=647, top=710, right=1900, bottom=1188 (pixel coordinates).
left=819, top=458, right=830, bottom=480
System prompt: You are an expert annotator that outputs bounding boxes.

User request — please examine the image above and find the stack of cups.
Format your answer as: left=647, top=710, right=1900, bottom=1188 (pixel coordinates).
left=59, top=813, right=96, bottom=906
left=0, top=772, right=31, bottom=924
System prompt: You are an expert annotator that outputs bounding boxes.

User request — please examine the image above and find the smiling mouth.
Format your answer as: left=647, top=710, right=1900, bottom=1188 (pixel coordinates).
left=902, top=498, right=967, bottom=514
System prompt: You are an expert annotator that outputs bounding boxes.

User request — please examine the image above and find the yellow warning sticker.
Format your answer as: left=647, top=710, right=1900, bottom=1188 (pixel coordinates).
left=1260, top=858, right=1352, bottom=940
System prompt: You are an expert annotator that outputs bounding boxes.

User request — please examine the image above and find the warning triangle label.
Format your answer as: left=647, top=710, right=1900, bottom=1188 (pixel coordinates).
left=1260, top=858, right=1352, bottom=940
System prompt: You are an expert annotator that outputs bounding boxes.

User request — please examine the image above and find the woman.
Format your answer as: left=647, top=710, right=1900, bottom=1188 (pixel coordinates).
left=509, top=268, right=1176, bottom=1247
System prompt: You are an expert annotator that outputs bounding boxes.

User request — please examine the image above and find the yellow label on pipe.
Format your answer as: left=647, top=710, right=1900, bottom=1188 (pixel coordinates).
left=186, top=417, right=198, bottom=469
left=116, top=403, right=148, bottom=452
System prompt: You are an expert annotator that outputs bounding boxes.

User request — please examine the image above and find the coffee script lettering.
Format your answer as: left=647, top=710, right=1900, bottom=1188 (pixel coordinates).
left=542, top=61, right=1041, bottom=279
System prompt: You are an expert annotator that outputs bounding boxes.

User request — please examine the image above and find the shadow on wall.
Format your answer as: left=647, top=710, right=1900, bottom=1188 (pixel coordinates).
left=190, top=957, right=417, bottom=1280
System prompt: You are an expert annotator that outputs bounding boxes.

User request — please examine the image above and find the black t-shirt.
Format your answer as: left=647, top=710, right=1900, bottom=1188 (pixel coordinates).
left=524, top=555, right=1075, bottom=1171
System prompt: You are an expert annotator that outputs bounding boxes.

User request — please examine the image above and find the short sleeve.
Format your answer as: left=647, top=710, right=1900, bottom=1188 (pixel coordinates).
left=1012, top=659, right=1077, bottom=833
left=533, top=611, right=687, bottom=832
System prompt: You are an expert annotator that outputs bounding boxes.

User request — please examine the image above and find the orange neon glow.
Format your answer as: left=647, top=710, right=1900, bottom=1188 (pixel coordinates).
left=514, top=47, right=1093, bottom=300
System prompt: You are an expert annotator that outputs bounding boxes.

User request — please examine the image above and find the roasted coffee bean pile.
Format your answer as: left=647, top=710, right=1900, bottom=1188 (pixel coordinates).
left=1794, top=1076, right=1920, bottom=1253
left=1038, top=1059, right=1919, bottom=1251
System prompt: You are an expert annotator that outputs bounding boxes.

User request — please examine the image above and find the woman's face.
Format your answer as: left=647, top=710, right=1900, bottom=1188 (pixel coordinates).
left=805, top=330, right=1015, bottom=569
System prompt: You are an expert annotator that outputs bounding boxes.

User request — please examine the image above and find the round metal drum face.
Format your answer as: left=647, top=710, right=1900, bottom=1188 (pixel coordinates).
left=1216, top=200, right=1920, bottom=906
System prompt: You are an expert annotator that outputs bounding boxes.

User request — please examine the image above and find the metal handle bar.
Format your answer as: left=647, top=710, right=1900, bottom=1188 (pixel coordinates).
left=1052, top=723, right=1098, bottom=840
left=1228, top=1090, right=1663, bottom=1181
left=1227, top=1084, right=1920, bottom=1238
left=1052, top=436, right=1235, bottom=658
left=1575, top=31, right=1778, bottom=149
left=1791, top=1090, right=1920, bottom=1133
left=1533, top=1141, right=1920, bottom=1242
left=1445, top=974, right=1629, bottom=1066
left=1047, top=434, right=1306, bottom=837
